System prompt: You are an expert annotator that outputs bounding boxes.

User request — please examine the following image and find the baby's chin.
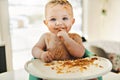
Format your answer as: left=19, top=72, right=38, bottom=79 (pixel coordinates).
left=50, top=32, right=58, bottom=35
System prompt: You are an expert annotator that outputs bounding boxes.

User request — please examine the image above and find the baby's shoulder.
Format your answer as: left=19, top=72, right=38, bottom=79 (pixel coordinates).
left=42, top=32, right=51, bottom=36
left=41, top=32, right=53, bottom=37
left=68, top=33, right=82, bottom=43
left=68, top=33, right=81, bottom=38
left=41, top=32, right=53, bottom=39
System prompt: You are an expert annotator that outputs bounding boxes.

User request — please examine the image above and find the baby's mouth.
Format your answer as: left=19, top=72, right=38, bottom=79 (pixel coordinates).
left=54, top=28, right=62, bottom=31
left=58, top=29, right=62, bottom=31
left=54, top=27, right=67, bottom=32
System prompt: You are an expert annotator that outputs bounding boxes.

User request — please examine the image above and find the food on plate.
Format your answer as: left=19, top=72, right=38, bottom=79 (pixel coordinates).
left=45, top=57, right=103, bottom=74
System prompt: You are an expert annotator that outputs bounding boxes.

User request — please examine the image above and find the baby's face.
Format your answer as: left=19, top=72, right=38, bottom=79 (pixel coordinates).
left=44, top=4, right=75, bottom=34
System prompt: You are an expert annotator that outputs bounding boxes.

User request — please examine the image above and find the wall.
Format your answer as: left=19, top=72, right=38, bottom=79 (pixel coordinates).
left=86, top=0, right=120, bottom=41
left=0, top=0, right=13, bottom=71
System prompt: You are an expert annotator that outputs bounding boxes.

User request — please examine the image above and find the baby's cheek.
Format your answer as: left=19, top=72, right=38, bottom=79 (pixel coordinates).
left=66, top=27, right=71, bottom=32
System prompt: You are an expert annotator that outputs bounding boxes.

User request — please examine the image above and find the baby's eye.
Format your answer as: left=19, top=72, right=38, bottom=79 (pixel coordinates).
left=50, top=18, right=56, bottom=21
left=63, top=17, right=68, bottom=20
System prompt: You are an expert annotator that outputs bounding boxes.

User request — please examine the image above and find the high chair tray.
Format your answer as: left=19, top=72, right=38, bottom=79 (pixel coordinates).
left=25, top=56, right=112, bottom=80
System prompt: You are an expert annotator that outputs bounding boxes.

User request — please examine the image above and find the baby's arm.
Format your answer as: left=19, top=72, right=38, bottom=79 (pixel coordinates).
left=57, top=31, right=85, bottom=58
left=32, top=33, right=54, bottom=62
left=32, top=33, right=46, bottom=59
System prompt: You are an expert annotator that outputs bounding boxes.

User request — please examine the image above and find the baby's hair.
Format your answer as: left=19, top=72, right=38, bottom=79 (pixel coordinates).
left=45, top=0, right=73, bottom=17
left=47, top=0, right=71, bottom=5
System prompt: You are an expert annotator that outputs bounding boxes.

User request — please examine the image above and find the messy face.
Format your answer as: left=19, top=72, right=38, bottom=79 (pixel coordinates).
left=44, top=4, right=75, bottom=34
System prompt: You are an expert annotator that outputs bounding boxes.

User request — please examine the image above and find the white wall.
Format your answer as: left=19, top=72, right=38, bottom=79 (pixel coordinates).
left=0, top=0, right=13, bottom=71
left=86, top=0, right=120, bottom=41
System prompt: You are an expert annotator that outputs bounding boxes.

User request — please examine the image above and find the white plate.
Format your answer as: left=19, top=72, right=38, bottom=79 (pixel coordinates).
left=24, top=56, right=112, bottom=80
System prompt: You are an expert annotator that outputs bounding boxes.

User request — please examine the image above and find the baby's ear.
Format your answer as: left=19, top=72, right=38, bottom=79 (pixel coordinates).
left=43, top=20, right=48, bottom=25
left=72, top=18, right=75, bottom=24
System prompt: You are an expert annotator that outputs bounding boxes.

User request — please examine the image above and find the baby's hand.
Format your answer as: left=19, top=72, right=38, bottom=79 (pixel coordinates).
left=40, top=51, right=54, bottom=62
left=57, top=30, right=69, bottom=40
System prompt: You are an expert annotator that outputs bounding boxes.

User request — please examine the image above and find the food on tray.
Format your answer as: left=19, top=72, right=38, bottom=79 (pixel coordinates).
left=45, top=57, right=103, bottom=74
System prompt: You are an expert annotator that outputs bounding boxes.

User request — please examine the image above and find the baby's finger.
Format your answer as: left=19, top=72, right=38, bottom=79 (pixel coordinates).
left=47, top=55, right=53, bottom=61
left=43, top=56, right=50, bottom=62
left=57, top=32, right=61, bottom=37
left=48, top=52, right=54, bottom=59
left=44, top=53, right=52, bottom=62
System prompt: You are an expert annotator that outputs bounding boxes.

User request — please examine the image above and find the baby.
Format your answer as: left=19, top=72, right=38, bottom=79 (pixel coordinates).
left=32, top=0, right=85, bottom=62
left=31, top=0, right=99, bottom=80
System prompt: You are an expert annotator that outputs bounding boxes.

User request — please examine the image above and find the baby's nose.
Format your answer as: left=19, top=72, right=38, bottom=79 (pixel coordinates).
left=55, top=21, right=66, bottom=30
left=55, top=21, right=62, bottom=26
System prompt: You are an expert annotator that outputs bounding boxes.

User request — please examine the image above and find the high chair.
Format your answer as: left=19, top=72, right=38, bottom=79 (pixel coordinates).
left=29, top=49, right=103, bottom=80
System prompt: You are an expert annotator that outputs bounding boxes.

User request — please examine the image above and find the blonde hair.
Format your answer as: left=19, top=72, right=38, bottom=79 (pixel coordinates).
left=46, top=0, right=72, bottom=6
left=45, top=0, right=73, bottom=17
